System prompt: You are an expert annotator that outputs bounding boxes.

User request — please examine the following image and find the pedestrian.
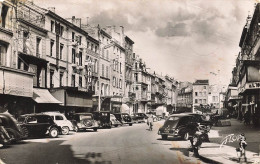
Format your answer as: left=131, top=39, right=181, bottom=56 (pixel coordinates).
left=236, top=133, right=247, bottom=162
left=147, top=114, right=153, bottom=131
left=244, top=111, right=250, bottom=125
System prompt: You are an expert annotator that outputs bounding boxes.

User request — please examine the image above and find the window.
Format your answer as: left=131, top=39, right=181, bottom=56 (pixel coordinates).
left=72, top=48, right=76, bottom=64
left=119, top=79, right=122, bottom=89
left=106, top=66, right=108, bottom=78
left=51, top=21, right=55, bottom=32
left=79, top=51, right=82, bottom=66
left=203, top=99, right=206, bottom=104
left=102, top=64, right=104, bottom=77
left=204, top=86, right=206, bottom=89
left=120, top=62, right=122, bottom=74
left=195, top=92, right=198, bottom=96
left=60, top=26, right=64, bottom=37
left=95, top=46, right=97, bottom=53
left=36, top=37, right=41, bottom=57
left=50, top=70, right=54, bottom=88
left=1, top=5, right=8, bottom=28
left=87, top=41, right=89, bottom=49
left=0, top=44, right=7, bottom=66
left=79, top=76, right=82, bottom=87
left=113, top=77, right=116, bottom=87
left=91, top=44, right=93, bottom=51
left=72, top=75, right=75, bottom=87
left=55, top=116, right=63, bottom=120
left=72, top=32, right=75, bottom=42
left=102, top=48, right=104, bottom=58
left=60, top=72, right=63, bottom=87
left=60, top=44, right=63, bottom=60
left=50, top=40, right=54, bottom=57
left=78, top=36, right=82, bottom=45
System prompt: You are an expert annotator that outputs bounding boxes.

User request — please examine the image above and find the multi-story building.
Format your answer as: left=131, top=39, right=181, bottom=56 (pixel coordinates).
left=208, top=84, right=227, bottom=109
left=132, top=56, right=152, bottom=113
left=0, top=0, right=34, bottom=116
left=40, top=11, right=97, bottom=113
left=164, top=75, right=178, bottom=112
left=228, top=4, right=260, bottom=126
left=177, top=82, right=193, bottom=112
left=192, top=80, right=209, bottom=113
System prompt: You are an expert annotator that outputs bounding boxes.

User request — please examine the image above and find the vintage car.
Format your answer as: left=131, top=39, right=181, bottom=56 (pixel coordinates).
left=17, top=114, right=62, bottom=138
left=158, top=114, right=198, bottom=140
left=131, top=113, right=147, bottom=123
left=42, top=112, right=74, bottom=135
left=93, top=111, right=110, bottom=128
left=110, top=114, right=121, bottom=127
left=187, top=113, right=213, bottom=127
left=70, top=113, right=99, bottom=132
left=113, top=113, right=133, bottom=126
left=0, top=113, right=25, bottom=142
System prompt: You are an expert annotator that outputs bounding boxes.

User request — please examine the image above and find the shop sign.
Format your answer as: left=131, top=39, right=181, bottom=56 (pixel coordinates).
left=238, top=82, right=260, bottom=93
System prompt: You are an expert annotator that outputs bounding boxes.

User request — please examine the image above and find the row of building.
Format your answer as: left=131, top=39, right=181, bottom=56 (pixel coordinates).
left=0, top=0, right=178, bottom=117
left=226, top=3, right=260, bottom=126
left=177, top=80, right=226, bottom=113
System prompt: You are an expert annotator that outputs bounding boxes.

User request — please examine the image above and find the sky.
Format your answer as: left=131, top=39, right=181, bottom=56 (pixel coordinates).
left=34, top=0, right=257, bottom=85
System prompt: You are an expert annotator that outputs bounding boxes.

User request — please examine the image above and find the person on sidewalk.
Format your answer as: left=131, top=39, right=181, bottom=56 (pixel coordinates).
left=236, top=133, right=247, bottom=162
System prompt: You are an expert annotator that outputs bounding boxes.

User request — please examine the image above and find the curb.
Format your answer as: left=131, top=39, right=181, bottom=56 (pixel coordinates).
left=198, top=154, right=222, bottom=164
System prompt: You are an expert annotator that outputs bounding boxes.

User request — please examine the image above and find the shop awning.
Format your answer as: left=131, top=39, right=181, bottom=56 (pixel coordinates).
left=121, top=104, right=130, bottom=113
left=32, top=88, right=61, bottom=104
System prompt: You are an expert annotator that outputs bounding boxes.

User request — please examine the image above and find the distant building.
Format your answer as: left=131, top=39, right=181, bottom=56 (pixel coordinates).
left=177, top=82, right=193, bottom=113
left=192, top=80, right=209, bottom=113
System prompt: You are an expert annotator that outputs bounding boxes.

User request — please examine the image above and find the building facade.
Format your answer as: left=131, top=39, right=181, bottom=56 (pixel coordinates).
left=192, top=80, right=209, bottom=113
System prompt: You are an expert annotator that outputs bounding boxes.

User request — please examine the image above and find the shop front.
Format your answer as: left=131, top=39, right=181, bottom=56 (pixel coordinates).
left=238, top=61, right=260, bottom=126
left=50, top=87, right=94, bottom=115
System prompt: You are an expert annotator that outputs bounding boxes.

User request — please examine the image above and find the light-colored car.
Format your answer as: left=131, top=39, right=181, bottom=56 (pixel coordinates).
left=42, top=112, right=74, bottom=135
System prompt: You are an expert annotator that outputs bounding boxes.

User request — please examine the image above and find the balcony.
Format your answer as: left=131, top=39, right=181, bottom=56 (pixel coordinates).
left=0, top=66, right=34, bottom=97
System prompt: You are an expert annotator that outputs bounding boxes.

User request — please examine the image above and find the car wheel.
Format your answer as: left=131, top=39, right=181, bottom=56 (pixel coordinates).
left=183, top=132, right=189, bottom=141
left=93, top=128, right=97, bottom=132
left=62, top=127, right=70, bottom=135
left=49, top=128, right=59, bottom=138
left=162, top=135, right=168, bottom=140
left=115, top=125, right=118, bottom=127
left=129, top=123, right=133, bottom=126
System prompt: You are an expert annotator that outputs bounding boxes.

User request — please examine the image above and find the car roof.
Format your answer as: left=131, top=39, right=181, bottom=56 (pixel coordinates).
left=19, top=114, right=51, bottom=117
left=168, top=113, right=191, bottom=117
left=73, top=113, right=92, bottom=115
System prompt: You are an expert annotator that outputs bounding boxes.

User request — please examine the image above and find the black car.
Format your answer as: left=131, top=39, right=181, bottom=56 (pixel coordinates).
left=158, top=114, right=198, bottom=140
left=17, top=114, right=62, bottom=138
left=187, top=113, right=213, bottom=127
left=93, top=111, right=121, bottom=128
left=70, top=113, right=99, bottom=132
left=0, top=113, right=25, bottom=142
left=113, top=113, right=133, bottom=126
left=131, top=113, right=147, bottom=123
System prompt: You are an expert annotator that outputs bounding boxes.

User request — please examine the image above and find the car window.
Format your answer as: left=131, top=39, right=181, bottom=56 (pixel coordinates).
left=27, top=117, right=37, bottom=124
left=37, top=116, right=52, bottom=123
left=55, top=115, right=64, bottom=120
left=168, top=116, right=179, bottom=121
left=80, top=115, right=92, bottom=120
left=178, top=117, right=190, bottom=125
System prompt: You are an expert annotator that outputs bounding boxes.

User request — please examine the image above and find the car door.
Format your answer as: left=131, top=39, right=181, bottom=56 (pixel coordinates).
left=25, top=116, right=40, bottom=136
left=36, top=116, right=52, bottom=135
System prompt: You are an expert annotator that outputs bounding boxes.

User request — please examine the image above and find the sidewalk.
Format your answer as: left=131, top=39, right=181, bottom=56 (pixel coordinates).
left=199, top=142, right=260, bottom=164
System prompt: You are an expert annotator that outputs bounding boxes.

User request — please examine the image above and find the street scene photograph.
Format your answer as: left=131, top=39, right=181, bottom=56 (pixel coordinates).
left=1, top=0, right=260, bottom=163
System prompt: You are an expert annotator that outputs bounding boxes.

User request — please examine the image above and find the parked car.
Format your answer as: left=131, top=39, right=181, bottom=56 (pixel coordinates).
left=110, top=114, right=121, bottom=127
left=42, top=112, right=74, bottom=135
left=131, top=113, right=146, bottom=123
left=186, top=113, right=213, bottom=127
left=93, top=111, right=110, bottom=128
left=0, top=113, right=25, bottom=142
left=70, top=113, right=99, bottom=132
left=17, top=114, right=62, bottom=138
left=113, top=113, right=133, bottom=126
left=158, top=114, right=198, bottom=140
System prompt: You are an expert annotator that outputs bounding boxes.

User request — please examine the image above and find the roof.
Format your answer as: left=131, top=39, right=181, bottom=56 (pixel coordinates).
left=193, top=80, right=209, bottom=85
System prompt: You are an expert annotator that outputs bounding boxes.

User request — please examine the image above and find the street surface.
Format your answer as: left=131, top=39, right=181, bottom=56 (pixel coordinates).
left=0, top=121, right=204, bottom=164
